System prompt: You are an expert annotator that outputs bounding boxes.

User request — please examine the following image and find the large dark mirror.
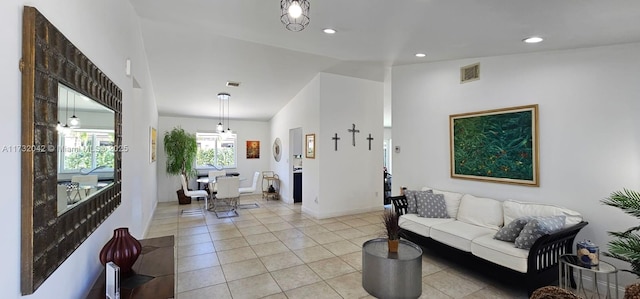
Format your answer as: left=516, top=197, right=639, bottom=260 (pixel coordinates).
left=57, top=84, right=115, bottom=215
left=21, top=6, right=122, bottom=294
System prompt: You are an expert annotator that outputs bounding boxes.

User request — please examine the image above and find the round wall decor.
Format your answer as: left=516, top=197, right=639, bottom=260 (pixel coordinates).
left=273, top=138, right=282, bottom=162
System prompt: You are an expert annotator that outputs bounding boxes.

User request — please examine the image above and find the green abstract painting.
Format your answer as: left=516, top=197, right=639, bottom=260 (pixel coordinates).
left=450, top=105, right=539, bottom=186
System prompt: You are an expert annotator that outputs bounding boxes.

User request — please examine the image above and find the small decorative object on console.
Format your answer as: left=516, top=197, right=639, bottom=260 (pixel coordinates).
left=99, top=227, right=142, bottom=274
left=577, top=239, right=599, bottom=267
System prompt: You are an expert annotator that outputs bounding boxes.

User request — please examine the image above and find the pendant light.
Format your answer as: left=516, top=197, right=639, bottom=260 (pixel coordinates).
left=58, top=88, right=72, bottom=135
left=217, top=92, right=230, bottom=135
left=225, top=93, right=232, bottom=135
left=68, top=90, right=80, bottom=128
left=280, top=0, right=310, bottom=32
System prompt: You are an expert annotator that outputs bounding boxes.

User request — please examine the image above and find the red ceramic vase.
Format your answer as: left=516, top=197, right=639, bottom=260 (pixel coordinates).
left=99, top=227, right=142, bottom=273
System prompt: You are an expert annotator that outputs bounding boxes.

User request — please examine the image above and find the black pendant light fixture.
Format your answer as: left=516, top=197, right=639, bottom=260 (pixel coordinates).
left=280, top=0, right=310, bottom=32
left=60, top=88, right=71, bottom=135
left=68, top=90, right=80, bottom=129
left=225, top=93, right=232, bottom=135
left=217, top=92, right=230, bottom=135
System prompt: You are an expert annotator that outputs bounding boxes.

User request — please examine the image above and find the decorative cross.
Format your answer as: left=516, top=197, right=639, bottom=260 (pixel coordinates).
left=332, top=133, right=340, bottom=151
left=347, top=123, right=360, bottom=146
left=366, top=134, right=374, bottom=150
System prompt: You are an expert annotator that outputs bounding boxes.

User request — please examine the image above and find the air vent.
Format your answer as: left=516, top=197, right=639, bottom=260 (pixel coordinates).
left=460, top=63, right=480, bottom=83
left=226, top=81, right=241, bottom=87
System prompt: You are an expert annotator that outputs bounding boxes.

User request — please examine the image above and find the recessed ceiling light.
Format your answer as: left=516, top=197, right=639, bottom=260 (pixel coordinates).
left=523, top=36, right=544, bottom=44
left=415, top=53, right=426, bottom=58
left=323, top=28, right=336, bottom=34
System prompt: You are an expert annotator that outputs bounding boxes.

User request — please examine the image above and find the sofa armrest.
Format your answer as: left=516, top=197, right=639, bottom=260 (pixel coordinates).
left=525, top=221, right=588, bottom=292
left=389, top=195, right=408, bottom=215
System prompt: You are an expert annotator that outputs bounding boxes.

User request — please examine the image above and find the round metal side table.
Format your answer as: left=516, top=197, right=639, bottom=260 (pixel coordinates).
left=362, top=238, right=422, bottom=299
left=559, top=254, right=618, bottom=299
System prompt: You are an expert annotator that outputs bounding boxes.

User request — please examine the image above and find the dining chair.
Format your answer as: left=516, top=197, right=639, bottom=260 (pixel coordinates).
left=180, top=174, right=209, bottom=209
left=72, top=175, right=98, bottom=199
left=238, top=171, right=260, bottom=208
left=212, top=176, right=240, bottom=218
left=207, top=170, right=226, bottom=194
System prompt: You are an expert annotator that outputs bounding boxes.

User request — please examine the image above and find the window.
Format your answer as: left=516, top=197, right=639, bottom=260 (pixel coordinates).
left=196, top=132, right=237, bottom=169
left=58, top=129, right=115, bottom=173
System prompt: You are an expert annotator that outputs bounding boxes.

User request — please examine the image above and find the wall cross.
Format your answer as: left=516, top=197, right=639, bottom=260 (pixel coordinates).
left=332, top=133, right=340, bottom=151
left=348, top=123, right=360, bottom=146
left=366, top=134, right=374, bottom=150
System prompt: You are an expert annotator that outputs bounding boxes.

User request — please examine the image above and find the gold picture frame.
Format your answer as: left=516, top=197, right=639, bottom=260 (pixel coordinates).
left=305, top=133, right=315, bottom=159
left=450, top=104, right=539, bottom=186
left=150, top=126, right=157, bottom=162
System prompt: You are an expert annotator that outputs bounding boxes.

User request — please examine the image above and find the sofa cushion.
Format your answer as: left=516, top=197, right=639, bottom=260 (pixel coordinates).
left=422, top=187, right=463, bottom=218
left=494, top=216, right=533, bottom=242
left=503, top=200, right=582, bottom=228
left=417, top=193, right=449, bottom=218
left=471, top=234, right=529, bottom=273
left=514, top=216, right=566, bottom=249
left=399, top=214, right=455, bottom=237
left=456, top=194, right=504, bottom=230
left=430, top=220, right=498, bottom=252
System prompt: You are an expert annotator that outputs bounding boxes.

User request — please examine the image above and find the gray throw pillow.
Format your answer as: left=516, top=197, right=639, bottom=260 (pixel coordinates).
left=406, top=189, right=431, bottom=214
left=494, top=216, right=534, bottom=242
left=514, top=216, right=566, bottom=249
left=405, top=190, right=418, bottom=214
left=416, top=192, right=448, bottom=218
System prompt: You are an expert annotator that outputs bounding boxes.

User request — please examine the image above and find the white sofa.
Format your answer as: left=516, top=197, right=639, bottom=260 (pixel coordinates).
left=392, top=187, right=588, bottom=295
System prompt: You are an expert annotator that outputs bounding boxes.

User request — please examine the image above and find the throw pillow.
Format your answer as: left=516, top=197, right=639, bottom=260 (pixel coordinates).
left=406, top=189, right=431, bottom=214
left=416, top=192, right=449, bottom=218
left=494, top=216, right=534, bottom=242
left=405, top=190, right=418, bottom=214
left=514, top=216, right=566, bottom=249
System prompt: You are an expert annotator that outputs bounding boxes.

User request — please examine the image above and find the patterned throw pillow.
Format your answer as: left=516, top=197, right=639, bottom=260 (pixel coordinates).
left=514, top=216, right=566, bottom=249
left=494, top=216, right=534, bottom=242
left=405, top=190, right=418, bottom=214
left=406, top=189, right=431, bottom=214
left=416, top=192, right=449, bottom=218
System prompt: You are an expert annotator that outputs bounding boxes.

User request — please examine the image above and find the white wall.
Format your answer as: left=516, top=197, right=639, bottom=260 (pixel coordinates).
left=317, top=73, right=384, bottom=218
left=0, top=1, right=158, bottom=298
left=270, top=73, right=384, bottom=218
left=270, top=76, right=321, bottom=206
left=157, top=116, right=271, bottom=202
left=392, top=43, right=640, bottom=287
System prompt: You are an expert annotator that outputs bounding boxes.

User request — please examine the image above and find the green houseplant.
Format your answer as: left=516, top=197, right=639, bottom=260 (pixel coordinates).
left=164, top=127, right=198, bottom=204
left=601, top=188, right=640, bottom=277
left=382, top=210, right=401, bottom=253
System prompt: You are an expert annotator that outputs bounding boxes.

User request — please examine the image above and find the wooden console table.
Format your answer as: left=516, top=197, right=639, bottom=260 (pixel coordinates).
left=86, top=235, right=175, bottom=299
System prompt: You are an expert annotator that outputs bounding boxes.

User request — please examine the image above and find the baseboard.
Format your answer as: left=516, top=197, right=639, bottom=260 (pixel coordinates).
left=312, top=205, right=384, bottom=219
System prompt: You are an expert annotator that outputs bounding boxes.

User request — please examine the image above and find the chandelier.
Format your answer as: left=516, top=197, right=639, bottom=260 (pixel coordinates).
left=280, top=0, right=310, bottom=32
left=216, top=92, right=232, bottom=135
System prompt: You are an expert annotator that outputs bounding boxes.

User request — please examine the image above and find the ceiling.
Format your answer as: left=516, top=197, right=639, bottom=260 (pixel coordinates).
left=129, top=0, right=640, bottom=126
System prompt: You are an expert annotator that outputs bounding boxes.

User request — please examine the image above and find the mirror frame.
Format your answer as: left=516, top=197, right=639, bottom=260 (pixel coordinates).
left=20, top=6, right=122, bottom=294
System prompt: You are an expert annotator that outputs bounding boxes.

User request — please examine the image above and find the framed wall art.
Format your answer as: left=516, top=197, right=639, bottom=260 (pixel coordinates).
left=247, top=140, right=260, bottom=159
left=305, top=133, right=315, bottom=159
left=449, top=104, right=539, bottom=186
left=150, top=126, right=157, bottom=163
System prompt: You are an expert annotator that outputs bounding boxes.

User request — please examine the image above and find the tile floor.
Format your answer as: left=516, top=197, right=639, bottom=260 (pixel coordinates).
left=145, top=195, right=529, bottom=299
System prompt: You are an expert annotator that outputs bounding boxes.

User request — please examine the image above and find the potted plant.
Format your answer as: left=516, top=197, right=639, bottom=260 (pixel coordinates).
left=163, top=127, right=197, bottom=204
left=382, top=210, right=401, bottom=253
left=601, top=188, right=640, bottom=276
